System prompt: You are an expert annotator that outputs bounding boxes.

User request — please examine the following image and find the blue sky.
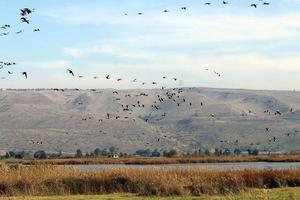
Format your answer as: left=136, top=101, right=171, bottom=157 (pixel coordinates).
left=0, top=0, right=300, bottom=90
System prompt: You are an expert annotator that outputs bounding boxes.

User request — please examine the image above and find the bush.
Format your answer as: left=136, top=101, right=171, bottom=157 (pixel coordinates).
left=167, top=149, right=179, bottom=158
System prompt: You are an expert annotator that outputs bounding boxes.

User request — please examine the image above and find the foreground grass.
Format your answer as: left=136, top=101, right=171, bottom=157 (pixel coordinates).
left=3, top=155, right=300, bottom=166
left=0, top=166, right=299, bottom=196
left=1, top=188, right=300, bottom=200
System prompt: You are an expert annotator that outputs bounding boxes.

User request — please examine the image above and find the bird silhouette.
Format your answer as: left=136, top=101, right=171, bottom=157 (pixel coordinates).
left=0, top=24, right=10, bottom=29
left=20, top=8, right=34, bottom=16
left=22, top=72, right=27, bottom=79
left=66, top=69, right=75, bottom=76
left=20, top=17, right=30, bottom=24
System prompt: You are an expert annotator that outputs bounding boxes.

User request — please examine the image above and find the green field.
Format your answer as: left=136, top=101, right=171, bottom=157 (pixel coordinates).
left=1, top=188, right=299, bottom=200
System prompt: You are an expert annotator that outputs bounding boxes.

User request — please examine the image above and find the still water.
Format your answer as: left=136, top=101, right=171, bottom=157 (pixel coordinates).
left=67, top=162, right=300, bottom=171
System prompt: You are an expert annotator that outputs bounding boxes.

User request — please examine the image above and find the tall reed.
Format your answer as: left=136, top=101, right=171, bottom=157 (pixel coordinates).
left=0, top=166, right=299, bottom=196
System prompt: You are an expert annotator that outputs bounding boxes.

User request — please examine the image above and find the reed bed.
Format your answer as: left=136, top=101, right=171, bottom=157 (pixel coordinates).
left=0, top=166, right=299, bottom=196
left=4, top=155, right=300, bottom=166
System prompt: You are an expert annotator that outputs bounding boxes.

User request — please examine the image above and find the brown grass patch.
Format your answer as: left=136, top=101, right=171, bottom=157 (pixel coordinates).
left=0, top=166, right=299, bottom=196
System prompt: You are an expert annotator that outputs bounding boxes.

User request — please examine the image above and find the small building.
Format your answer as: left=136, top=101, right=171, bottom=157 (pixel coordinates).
left=0, top=150, right=7, bottom=159
left=240, top=151, right=249, bottom=156
left=108, top=154, right=119, bottom=159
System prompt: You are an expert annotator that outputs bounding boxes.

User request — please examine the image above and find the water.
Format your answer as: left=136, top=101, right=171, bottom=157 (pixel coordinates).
left=66, top=162, right=300, bottom=171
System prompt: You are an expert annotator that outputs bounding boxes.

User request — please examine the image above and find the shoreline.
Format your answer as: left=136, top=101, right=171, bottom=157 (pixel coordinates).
left=2, top=155, right=300, bottom=166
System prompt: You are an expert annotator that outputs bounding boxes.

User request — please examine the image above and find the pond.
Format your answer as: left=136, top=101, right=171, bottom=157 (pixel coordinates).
left=65, top=162, right=300, bottom=171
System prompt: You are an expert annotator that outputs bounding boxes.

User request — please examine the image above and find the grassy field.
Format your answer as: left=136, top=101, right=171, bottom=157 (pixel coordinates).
left=3, top=155, right=300, bottom=166
left=0, top=188, right=299, bottom=200
left=0, top=166, right=299, bottom=197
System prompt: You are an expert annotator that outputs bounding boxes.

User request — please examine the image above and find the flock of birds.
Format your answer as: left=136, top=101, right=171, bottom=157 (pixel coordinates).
left=0, top=1, right=271, bottom=79
left=0, top=8, right=40, bottom=37
left=63, top=67, right=298, bottom=149
left=1, top=2, right=299, bottom=152
left=125, top=0, right=270, bottom=16
left=1, top=8, right=39, bottom=79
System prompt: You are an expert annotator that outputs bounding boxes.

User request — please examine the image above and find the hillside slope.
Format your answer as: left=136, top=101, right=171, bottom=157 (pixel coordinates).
left=0, top=88, right=299, bottom=153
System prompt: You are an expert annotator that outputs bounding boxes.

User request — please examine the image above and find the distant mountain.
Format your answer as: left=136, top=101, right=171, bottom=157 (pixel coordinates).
left=0, top=87, right=299, bottom=153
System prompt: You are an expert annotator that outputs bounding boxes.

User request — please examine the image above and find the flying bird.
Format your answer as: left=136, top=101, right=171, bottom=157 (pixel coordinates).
left=20, top=17, right=30, bottom=24
left=20, top=8, right=34, bottom=16
left=66, top=69, right=75, bottom=76
left=22, top=72, right=27, bottom=79
left=0, top=24, right=10, bottom=29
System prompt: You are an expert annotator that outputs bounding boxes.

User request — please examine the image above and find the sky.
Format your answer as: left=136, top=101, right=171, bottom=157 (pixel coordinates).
left=0, top=0, right=300, bottom=90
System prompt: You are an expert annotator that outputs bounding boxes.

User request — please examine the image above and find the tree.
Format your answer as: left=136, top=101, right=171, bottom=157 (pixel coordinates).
left=223, top=148, right=231, bottom=156
left=151, top=149, right=161, bottom=157
left=252, top=148, right=259, bottom=156
left=109, top=146, right=118, bottom=154
left=76, top=149, right=83, bottom=158
left=247, top=148, right=259, bottom=156
left=34, top=151, right=47, bottom=159
left=101, top=149, right=109, bottom=156
left=167, top=149, right=179, bottom=158
left=94, top=148, right=101, bottom=157
left=8, top=151, right=16, bottom=158
left=135, top=149, right=152, bottom=157
left=163, top=150, right=169, bottom=157
left=214, top=148, right=222, bottom=156
left=5, top=152, right=10, bottom=159
left=234, top=148, right=242, bottom=156
left=15, top=151, right=25, bottom=159
left=204, top=149, right=210, bottom=156
left=198, top=148, right=202, bottom=156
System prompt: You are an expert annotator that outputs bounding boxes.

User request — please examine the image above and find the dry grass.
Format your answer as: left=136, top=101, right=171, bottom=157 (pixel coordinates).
left=3, top=155, right=300, bottom=166
left=0, top=166, right=299, bottom=197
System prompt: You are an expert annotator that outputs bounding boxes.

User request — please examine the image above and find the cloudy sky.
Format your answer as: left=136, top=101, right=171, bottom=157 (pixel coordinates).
left=0, top=0, right=300, bottom=90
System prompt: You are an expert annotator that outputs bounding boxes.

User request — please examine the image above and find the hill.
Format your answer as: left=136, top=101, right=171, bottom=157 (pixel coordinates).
left=0, top=87, right=299, bottom=154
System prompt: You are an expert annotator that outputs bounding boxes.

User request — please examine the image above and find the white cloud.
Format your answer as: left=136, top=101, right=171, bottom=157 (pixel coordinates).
left=21, top=60, right=71, bottom=69
left=63, top=46, right=154, bottom=59
left=43, top=4, right=300, bottom=43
